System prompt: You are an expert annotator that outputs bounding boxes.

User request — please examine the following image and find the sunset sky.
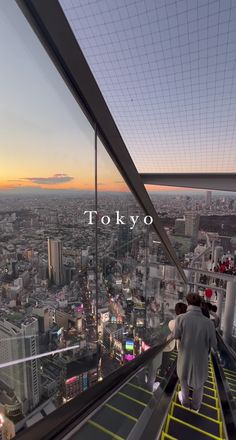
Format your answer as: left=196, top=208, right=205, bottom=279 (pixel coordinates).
left=0, top=2, right=173, bottom=195
left=2, top=2, right=233, bottom=196
left=0, top=2, right=128, bottom=194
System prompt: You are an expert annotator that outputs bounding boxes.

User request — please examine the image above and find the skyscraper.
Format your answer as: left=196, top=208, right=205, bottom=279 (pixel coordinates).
left=185, top=213, right=200, bottom=239
left=116, top=224, right=132, bottom=258
left=206, top=191, right=212, bottom=207
left=48, top=238, right=63, bottom=285
left=174, top=218, right=185, bottom=235
left=0, top=317, right=40, bottom=413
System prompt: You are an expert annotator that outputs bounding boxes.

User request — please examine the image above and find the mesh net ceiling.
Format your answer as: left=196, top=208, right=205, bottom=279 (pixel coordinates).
left=60, top=0, right=236, bottom=173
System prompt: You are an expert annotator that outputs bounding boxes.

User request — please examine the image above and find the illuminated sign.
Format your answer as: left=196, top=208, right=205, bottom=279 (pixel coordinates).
left=75, top=304, right=84, bottom=313
left=117, top=314, right=123, bottom=324
left=66, top=376, right=78, bottom=385
left=77, top=318, right=82, bottom=331
left=57, top=327, right=63, bottom=337
left=100, top=311, right=109, bottom=323
left=141, top=341, right=150, bottom=352
left=125, top=339, right=134, bottom=352
left=134, top=303, right=145, bottom=310
left=115, top=279, right=122, bottom=285
left=113, top=339, right=123, bottom=351
left=124, top=354, right=135, bottom=361
left=0, top=413, right=4, bottom=427
left=136, top=318, right=144, bottom=327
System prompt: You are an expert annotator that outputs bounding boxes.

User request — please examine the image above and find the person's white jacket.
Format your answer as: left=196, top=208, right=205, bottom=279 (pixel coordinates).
left=168, top=319, right=180, bottom=350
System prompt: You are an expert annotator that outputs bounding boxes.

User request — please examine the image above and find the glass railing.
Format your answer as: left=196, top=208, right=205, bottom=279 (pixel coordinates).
left=146, top=186, right=236, bottom=275
left=15, top=338, right=177, bottom=440
left=146, top=185, right=236, bottom=333
left=95, top=137, right=181, bottom=378
left=0, top=2, right=183, bottom=438
left=214, top=334, right=236, bottom=433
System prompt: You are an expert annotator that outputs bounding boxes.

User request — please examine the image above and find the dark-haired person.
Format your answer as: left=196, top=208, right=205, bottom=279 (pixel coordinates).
left=174, top=293, right=217, bottom=411
left=175, top=302, right=188, bottom=315
left=201, top=300, right=210, bottom=318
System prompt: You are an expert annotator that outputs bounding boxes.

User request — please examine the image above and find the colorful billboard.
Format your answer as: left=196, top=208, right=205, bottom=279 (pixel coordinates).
left=125, top=339, right=134, bottom=352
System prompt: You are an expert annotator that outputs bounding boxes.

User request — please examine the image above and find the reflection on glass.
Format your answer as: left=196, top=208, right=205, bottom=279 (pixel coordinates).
left=216, top=337, right=236, bottom=425
left=0, top=1, right=96, bottom=436
left=63, top=346, right=178, bottom=439
left=97, top=138, right=179, bottom=379
left=146, top=184, right=236, bottom=330
left=97, top=137, right=146, bottom=376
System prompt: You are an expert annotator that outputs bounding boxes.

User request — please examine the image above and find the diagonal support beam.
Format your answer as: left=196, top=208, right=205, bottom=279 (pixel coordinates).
left=16, top=0, right=186, bottom=283
left=140, top=173, right=236, bottom=192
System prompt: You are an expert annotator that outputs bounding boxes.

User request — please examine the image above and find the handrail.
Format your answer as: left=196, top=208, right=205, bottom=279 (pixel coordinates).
left=212, top=333, right=236, bottom=440
left=186, top=266, right=236, bottom=282
left=190, top=245, right=211, bottom=268
left=16, top=338, right=174, bottom=440
left=217, top=331, right=236, bottom=363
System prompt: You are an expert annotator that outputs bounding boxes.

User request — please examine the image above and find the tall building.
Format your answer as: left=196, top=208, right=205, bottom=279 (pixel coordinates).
left=206, top=191, right=212, bottom=207
left=185, top=213, right=200, bottom=239
left=0, top=317, right=40, bottom=414
left=116, top=224, right=132, bottom=258
left=32, top=307, right=50, bottom=333
left=48, top=238, right=63, bottom=285
left=174, top=218, right=185, bottom=235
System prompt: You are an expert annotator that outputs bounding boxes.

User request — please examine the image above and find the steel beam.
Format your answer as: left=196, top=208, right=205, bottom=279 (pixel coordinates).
left=187, top=266, right=236, bottom=282
left=140, top=173, right=236, bottom=192
left=16, top=0, right=186, bottom=282
left=223, top=281, right=236, bottom=345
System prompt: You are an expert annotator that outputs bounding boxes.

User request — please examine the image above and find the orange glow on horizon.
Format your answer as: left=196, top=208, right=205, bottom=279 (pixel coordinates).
left=0, top=179, right=129, bottom=192
left=0, top=180, right=200, bottom=193
left=0, top=169, right=203, bottom=194
left=145, top=184, right=201, bottom=192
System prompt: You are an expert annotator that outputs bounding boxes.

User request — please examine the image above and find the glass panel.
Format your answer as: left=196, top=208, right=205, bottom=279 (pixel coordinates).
left=97, top=138, right=182, bottom=378
left=146, top=184, right=236, bottom=330
left=0, top=350, right=99, bottom=438
left=62, top=345, right=178, bottom=439
left=215, top=337, right=236, bottom=426
left=0, top=1, right=96, bottom=434
left=145, top=230, right=184, bottom=345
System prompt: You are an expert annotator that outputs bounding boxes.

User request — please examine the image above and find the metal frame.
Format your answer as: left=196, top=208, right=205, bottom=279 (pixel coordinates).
left=212, top=335, right=236, bottom=440
left=188, top=267, right=236, bottom=282
left=15, top=339, right=172, bottom=440
left=140, top=173, right=236, bottom=192
left=16, top=0, right=186, bottom=283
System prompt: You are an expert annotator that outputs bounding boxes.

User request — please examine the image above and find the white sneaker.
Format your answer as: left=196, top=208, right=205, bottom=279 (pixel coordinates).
left=178, top=391, right=183, bottom=405
left=153, top=381, right=160, bottom=392
left=191, top=407, right=200, bottom=413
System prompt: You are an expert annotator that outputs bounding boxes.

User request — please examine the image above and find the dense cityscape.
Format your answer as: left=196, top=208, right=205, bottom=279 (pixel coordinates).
left=0, top=189, right=235, bottom=438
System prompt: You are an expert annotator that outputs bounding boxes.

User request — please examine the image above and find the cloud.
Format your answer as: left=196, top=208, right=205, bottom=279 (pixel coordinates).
left=21, top=174, right=74, bottom=185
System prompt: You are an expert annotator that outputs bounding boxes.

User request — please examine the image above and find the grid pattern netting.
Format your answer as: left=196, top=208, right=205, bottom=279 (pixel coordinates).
left=60, top=0, right=236, bottom=173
